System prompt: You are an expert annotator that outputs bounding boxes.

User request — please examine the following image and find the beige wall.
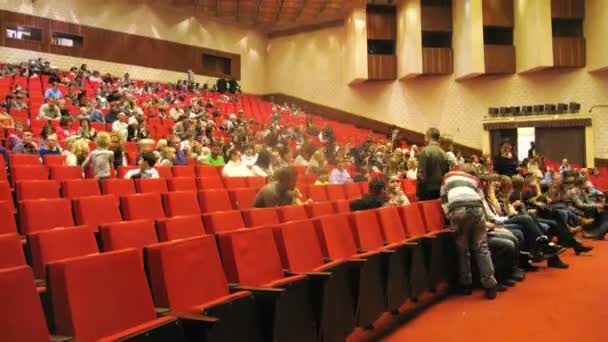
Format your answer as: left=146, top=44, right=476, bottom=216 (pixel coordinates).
left=0, top=0, right=268, bottom=93
left=396, top=0, right=423, bottom=79
left=453, top=0, right=485, bottom=79
left=586, top=0, right=608, bottom=72
left=343, top=7, right=369, bottom=84
left=514, top=0, right=553, bottom=73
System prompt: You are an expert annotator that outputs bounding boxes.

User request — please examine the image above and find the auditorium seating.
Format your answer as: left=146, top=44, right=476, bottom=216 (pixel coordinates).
left=61, top=179, right=101, bottom=199
left=196, top=165, right=220, bottom=178
left=121, top=193, right=166, bottom=220
left=167, top=177, right=196, bottom=191
left=277, top=204, right=309, bottom=222
left=0, top=182, right=14, bottom=213
left=306, top=201, right=335, bottom=218
left=344, top=182, right=362, bottom=199
left=202, top=210, right=245, bottom=234
left=308, top=186, right=328, bottom=201
left=73, top=195, right=122, bottom=230
left=172, top=165, right=196, bottom=178
left=0, top=233, right=27, bottom=269
left=156, top=215, right=206, bottom=241
left=241, top=207, right=280, bottom=227
left=326, top=184, right=347, bottom=201
left=223, top=176, right=248, bottom=189
left=229, top=188, right=257, bottom=210
left=101, top=178, right=136, bottom=201
left=100, top=219, right=159, bottom=254
left=0, top=201, right=18, bottom=235
left=135, top=178, right=168, bottom=194
left=47, top=249, right=182, bottom=340
left=199, top=189, right=234, bottom=212
left=9, top=154, right=39, bottom=165
left=43, top=154, right=66, bottom=166
left=48, top=165, right=83, bottom=181
left=162, top=191, right=199, bottom=217
left=11, top=165, right=48, bottom=185
left=19, top=198, right=74, bottom=234
left=15, top=180, right=60, bottom=201
left=197, top=177, right=225, bottom=190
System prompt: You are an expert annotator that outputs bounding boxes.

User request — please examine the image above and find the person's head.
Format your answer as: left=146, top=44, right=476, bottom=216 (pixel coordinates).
left=552, top=171, right=562, bottom=185
left=562, top=158, right=569, bottom=166
left=229, top=149, right=241, bottom=162
left=210, top=144, right=220, bottom=157
left=52, top=82, right=59, bottom=90
left=156, top=139, right=168, bottom=152
left=163, top=147, right=176, bottom=161
left=79, top=118, right=91, bottom=130
left=59, top=116, right=72, bottom=129
left=48, top=99, right=57, bottom=109
left=95, top=132, right=111, bottom=149
left=22, top=130, right=34, bottom=144
left=530, top=141, right=535, bottom=147
left=388, top=175, right=402, bottom=192
left=499, top=175, right=512, bottom=194
left=117, top=112, right=127, bottom=122
left=139, top=139, right=156, bottom=153
left=317, top=169, right=329, bottom=182
left=425, top=128, right=440, bottom=144
left=461, top=163, right=479, bottom=177
left=336, top=158, right=347, bottom=171
left=138, top=151, right=156, bottom=171
left=255, top=148, right=271, bottom=168
left=406, top=158, right=418, bottom=170
left=47, top=134, right=58, bottom=149
left=244, top=145, right=254, bottom=156
left=14, top=121, right=25, bottom=134
left=512, top=174, right=525, bottom=191
left=368, top=177, right=387, bottom=197
left=274, top=167, right=298, bottom=193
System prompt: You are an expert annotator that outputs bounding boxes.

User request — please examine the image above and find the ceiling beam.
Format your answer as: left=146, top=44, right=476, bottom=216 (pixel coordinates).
left=273, top=0, right=285, bottom=23
left=254, top=0, right=263, bottom=23
left=295, top=0, right=306, bottom=20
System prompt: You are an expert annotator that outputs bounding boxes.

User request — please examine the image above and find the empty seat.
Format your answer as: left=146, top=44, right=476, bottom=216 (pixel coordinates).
left=0, top=201, right=18, bottom=235
left=28, top=227, right=99, bottom=279
left=202, top=210, right=245, bottom=233
left=326, top=184, right=346, bottom=201
left=0, top=181, right=14, bottom=213
left=198, top=189, right=234, bottom=213
left=161, top=191, right=199, bottom=217
left=0, top=266, right=50, bottom=342
left=155, top=166, right=173, bottom=179
left=172, top=165, right=195, bottom=178
left=419, top=200, right=446, bottom=233
left=223, top=176, right=248, bottom=189
left=167, top=177, right=196, bottom=192
left=47, top=249, right=181, bottom=341
left=241, top=208, right=279, bottom=227
left=48, top=165, right=83, bottom=181
left=156, top=215, right=206, bottom=242
left=61, top=179, right=101, bottom=199
left=277, top=205, right=308, bottom=223
left=308, top=185, right=328, bottom=202
left=305, top=201, right=335, bottom=218
left=344, top=182, right=362, bottom=199
left=101, top=178, right=136, bottom=201
left=398, top=204, right=427, bottom=237
left=15, top=180, right=60, bottom=201
left=331, top=199, right=351, bottom=213
left=11, top=165, right=48, bottom=185
left=246, top=176, right=267, bottom=189
left=73, top=195, right=122, bottom=230
left=135, top=178, right=168, bottom=194
left=121, top=193, right=166, bottom=220
left=9, top=154, right=40, bottom=165
left=218, top=227, right=317, bottom=342
left=196, top=164, right=220, bottom=178
left=145, top=236, right=262, bottom=342
left=43, top=154, right=66, bottom=166
left=196, top=176, right=225, bottom=190
left=228, top=188, right=257, bottom=210
left=0, top=233, right=27, bottom=269
left=19, top=198, right=74, bottom=234
left=357, top=181, right=369, bottom=194
left=100, top=219, right=159, bottom=253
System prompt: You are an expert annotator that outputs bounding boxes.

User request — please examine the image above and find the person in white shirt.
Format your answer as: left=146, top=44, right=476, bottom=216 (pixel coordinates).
left=240, top=146, right=257, bottom=168
left=124, top=151, right=160, bottom=179
left=112, top=112, right=129, bottom=141
left=223, top=149, right=253, bottom=177
left=406, top=158, right=418, bottom=180
left=329, top=159, right=352, bottom=184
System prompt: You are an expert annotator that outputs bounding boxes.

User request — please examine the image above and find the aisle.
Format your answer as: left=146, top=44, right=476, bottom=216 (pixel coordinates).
left=383, top=240, right=608, bottom=342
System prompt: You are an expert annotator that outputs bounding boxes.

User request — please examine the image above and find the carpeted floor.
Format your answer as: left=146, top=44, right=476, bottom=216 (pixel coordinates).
left=383, top=240, right=608, bottom=342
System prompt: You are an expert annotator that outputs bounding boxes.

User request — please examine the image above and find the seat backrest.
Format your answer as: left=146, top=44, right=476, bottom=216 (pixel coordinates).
left=202, top=210, right=245, bottom=234
left=135, top=178, right=168, bottom=194
left=419, top=200, right=445, bottom=232
left=196, top=176, right=225, bottom=190
left=273, top=220, right=325, bottom=273
left=195, top=165, right=220, bottom=178
left=0, top=233, right=27, bottom=269
left=172, top=165, right=195, bottom=178
left=100, top=219, right=159, bottom=252
left=0, top=181, right=14, bottom=213
left=198, top=189, right=234, bottom=213
left=344, top=182, right=362, bottom=199
left=277, top=205, right=309, bottom=222
left=350, top=209, right=384, bottom=251
left=43, top=154, right=66, bottom=166
left=167, top=177, right=196, bottom=192
left=117, top=166, right=138, bottom=178
left=357, top=181, right=369, bottom=195
left=48, top=249, right=158, bottom=341
left=326, top=184, right=346, bottom=201
left=0, top=201, right=18, bottom=235
left=399, top=204, right=427, bottom=237
left=101, top=179, right=136, bottom=201
left=401, top=179, right=417, bottom=194
left=246, top=176, right=267, bottom=189
left=16, top=180, right=60, bottom=201
left=305, top=201, right=335, bottom=218
left=308, top=185, right=328, bottom=201
left=49, top=165, right=83, bottom=181
left=314, top=213, right=357, bottom=260
left=223, top=176, right=248, bottom=189
left=241, top=207, right=279, bottom=227
left=9, top=154, right=40, bottom=165
left=161, top=191, right=199, bottom=217
left=228, top=188, right=257, bottom=210
left=73, top=195, right=122, bottom=229
left=146, top=236, right=229, bottom=312
left=332, top=199, right=351, bottom=213
left=28, top=227, right=99, bottom=279
left=218, top=227, right=284, bottom=286
left=0, top=266, right=49, bottom=342
left=19, top=198, right=74, bottom=234
left=156, top=215, right=206, bottom=242
left=155, top=166, right=173, bottom=179
left=11, top=165, right=48, bottom=185
left=61, top=179, right=101, bottom=199
left=121, top=193, right=166, bottom=220
left=376, top=206, right=407, bottom=243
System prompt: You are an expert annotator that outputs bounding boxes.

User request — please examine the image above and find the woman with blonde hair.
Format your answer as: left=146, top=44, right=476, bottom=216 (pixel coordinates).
left=82, top=132, right=114, bottom=179
left=386, top=175, right=410, bottom=206
left=158, top=147, right=176, bottom=167
left=110, top=132, right=126, bottom=169
left=406, top=158, right=418, bottom=180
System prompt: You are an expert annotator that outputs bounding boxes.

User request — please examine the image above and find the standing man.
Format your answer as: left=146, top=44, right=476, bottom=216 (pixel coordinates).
left=416, top=127, right=449, bottom=200
left=527, top=141, right=537, bottom=160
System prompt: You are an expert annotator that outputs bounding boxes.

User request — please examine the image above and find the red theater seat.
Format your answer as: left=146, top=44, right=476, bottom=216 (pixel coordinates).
left=15, top=180, right=60, bottom=201
left=0, top=201, right=18, bottom=235
left=101, top=178, right=136, bottom=201
left=172, top=165, right=195, bottom=178
left=199, top=189, right=234, bottom=213
left=11, top=165, right=48, bottom=185
left=202, top=210, right=245, bottom=234
left=308, top=185, right=328, bottom=202
left=19, top=198, right=74, bottom=234
left=0, top=182, right=14, bottom=213
left=277, top=205, right=308, bottom=222
left=0, top=233, right=27, bottom=269
left=135, top=178, right=168, bottom=194
left=218, top=227, right=317, bottom=342
left=196, top=164, right=220, bottom=178
left=223, top=176, right=248, bottom=189
left=167, top=177, right=196, bottom=192
left=305, top=201, right=335, bottom=218
left=145, top=236, right=263, bottom=342
left=9, top=154, right=40, bottom=165
left=121, top=193, right=166, bottom=220
left=419, top=200, right=447, bottom=233
left=0, top=266, right=51, bottom=342
left=100, top=219, right=159, bottom=253
left=162, top=191, right=199, bottom=217
left=331, top=199, right=351, bottom=213
left=241, top=207, right=279, bottom=227
left=47, top=249, right=181, bottom=341
left=398, top=204, right=427, bottom=237
left=43, top=154, right=66, bottom=166
left=49, top=165, right=83, bottom=181
left=196, top=176, right=225, bottom=190
left=155, top=166, right=173, bottom=179
left=73, top=195, right=122, bottom=230
left=246, top=176, right=266, bottom=189
left=357, top=181, right=369, bottom=194
left=228, top=188, right=257, bottom=210
left=28, top=226, right=99, bottom=279
left=156, top=215, right=206, bottom=241
left=344, top=182, right=362, bottom=199
left=326, top=184, right=346, bottom=201
left=117, top=165, right=138, bottom=178
left=61, top=179, right=101, bottom=199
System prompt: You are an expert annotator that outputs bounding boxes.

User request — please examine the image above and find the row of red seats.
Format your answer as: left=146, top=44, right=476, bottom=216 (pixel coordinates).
left=0, top=200, right=449, bottom=341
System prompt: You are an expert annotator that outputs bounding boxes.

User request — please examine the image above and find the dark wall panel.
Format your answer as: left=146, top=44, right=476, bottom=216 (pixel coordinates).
left=536, top=127, right=585, bottom=166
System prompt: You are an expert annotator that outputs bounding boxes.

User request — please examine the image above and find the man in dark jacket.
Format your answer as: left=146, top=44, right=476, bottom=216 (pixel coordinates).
left=416, top=128, right=449, bottom=200
left=350, top=177, right=387, bottom=211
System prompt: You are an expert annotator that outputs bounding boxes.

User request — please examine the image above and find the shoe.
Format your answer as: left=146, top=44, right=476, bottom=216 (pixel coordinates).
left=543, top=242, right=566, bottom=256
left=485, top=287, right=498, bottom=299
left=496, top=283, right=508, bottom=292
left=569, top=225, right=583, bottom=235
left=520, top=261, right=540, bottom=272
left=511, top=270, right=526, bottom=281
left=450, top=284, right=473, bottom=296
left=574, top=244, right=593, bottom=255
left=547, top=256, right=569, bottom=269
left=580, top=218, right=594, bottom=226
left=501, top=279, right=516, bottom=287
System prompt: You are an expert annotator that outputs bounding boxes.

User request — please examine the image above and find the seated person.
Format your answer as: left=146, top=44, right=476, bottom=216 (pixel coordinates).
left=124, top=151, right=160, bottom=179
left=329, top=158, right=353, bottom=184
left=12, top=129, right=38, bottom=154
left=38, top=99, right=62, bottom=120
left=314, top=169, right=330, bottom=185
left=204, top=144, right=225, bottom=166
left=386, top=175, right=410, bottom=206
left=0, top=110, right=14, bottom=129
left=350, top=177, right=387, bottom=211
left=222, top=149, right=253, bottom=177
left=254, top=167, right=306, bottom=208
left=39, top=133, right=62, bottom=158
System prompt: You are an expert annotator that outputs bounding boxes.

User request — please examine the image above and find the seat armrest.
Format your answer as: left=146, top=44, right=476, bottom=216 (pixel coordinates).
left=50, top=335, right=72, bottom=342
left=284, top=270, right=332, bottom=279
left=228, top=283, right=285, bottom=294
left=175, top=313, right=219, bottom=324
left=155, top=307, right=171, bottom=317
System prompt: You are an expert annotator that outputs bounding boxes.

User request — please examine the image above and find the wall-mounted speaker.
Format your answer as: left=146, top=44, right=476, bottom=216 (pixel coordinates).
left=533, top=105, right=544, bottom=114
left=488, top=107, right=499, bottom=116
left=510, top=106, right=521, bottom=116
left=522, top=106, right=533, bottom=115
left=545, top=104, right=556, bottom=114
left=569, top=102, right=580, bottom=113
left=556, top=103, right=568, bottom=114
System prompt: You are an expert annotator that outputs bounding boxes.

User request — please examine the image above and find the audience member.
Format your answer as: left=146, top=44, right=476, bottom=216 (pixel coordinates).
left=386, top=175, right=410, bottom=206
left=38, top=134, right=61, bottom=158
left=417, top=128, right=449, bottom=200
left=222, top=149, right=253, bottom=177
left=254, top=167, right=301, bottom=208
left=124, top=151, right=160, bottom=179
left=350, top=177, right=387, bottom=211
left=12, top=130, right=38, bottom=154
left=82, top=132, right=114, bottom=179
left=329, top=158, right=352, bottom=184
